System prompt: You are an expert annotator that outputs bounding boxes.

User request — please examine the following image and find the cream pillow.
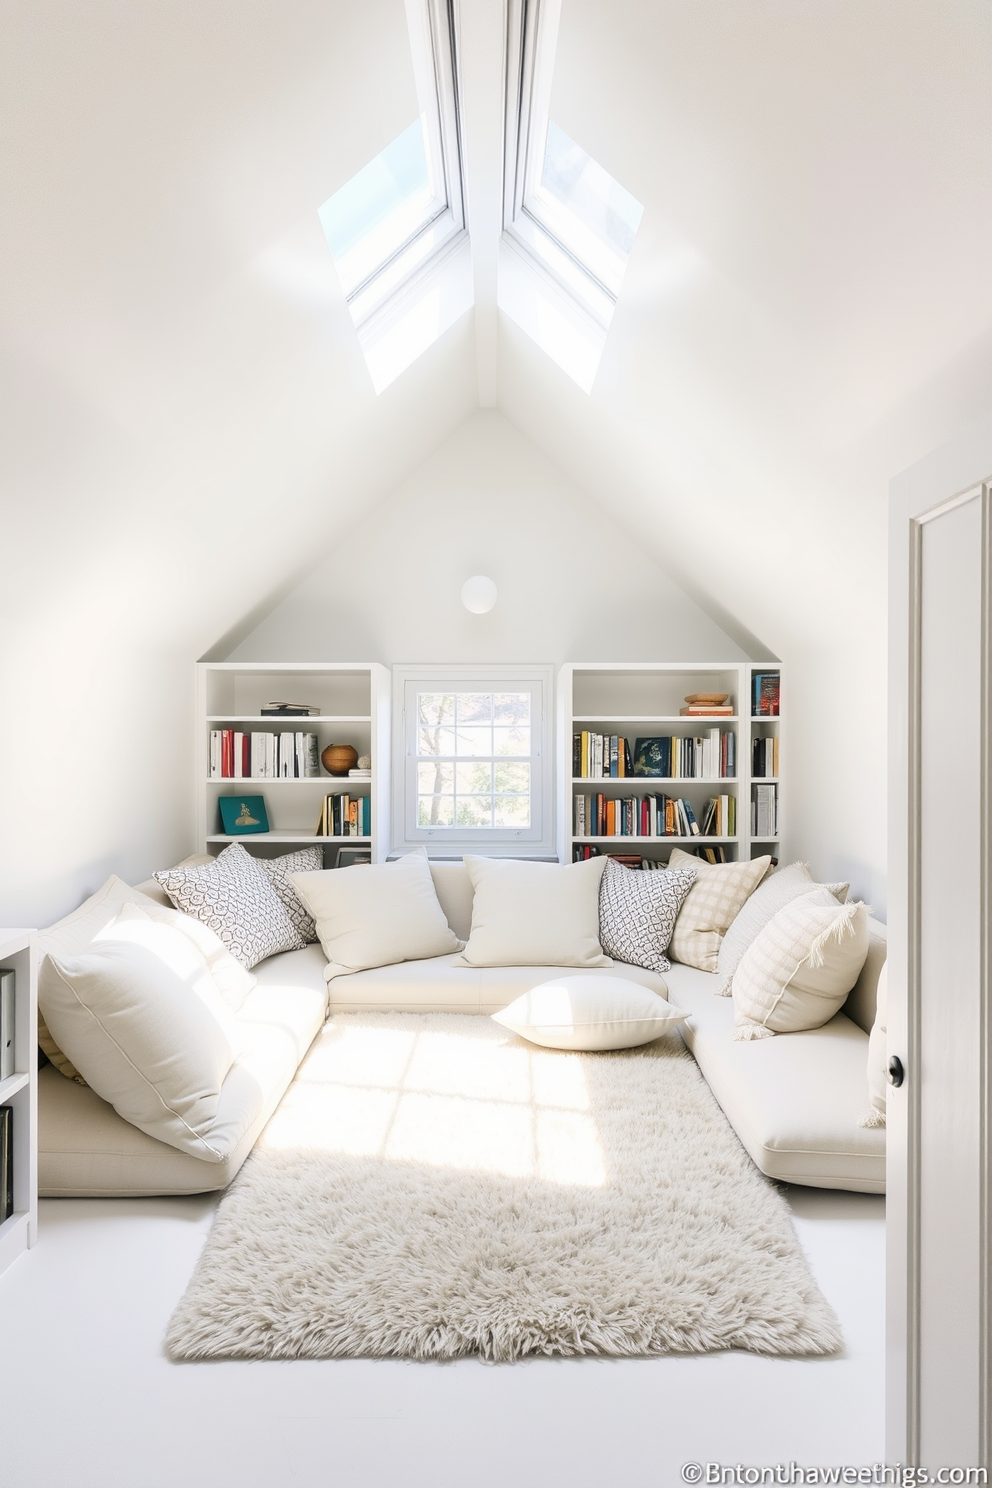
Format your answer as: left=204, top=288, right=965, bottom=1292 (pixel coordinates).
left=117, top=901, right=256, bottom=1011
left=716, top=862, right=849, bottom=992
left=861, top=961, right=888, bottom=1128
left=36, top=873, right=180, bottom=1083
left=732, top=889, right=870, bottom=1040
left=38, top=939, right=236, bottom=1160
left=667, top=850, right=772, bottom=972
left=290, top=849, right=462, bottom=978
left=492, top=976, right=686, bottom=1051
left=458, top=856, right=610, bottom=969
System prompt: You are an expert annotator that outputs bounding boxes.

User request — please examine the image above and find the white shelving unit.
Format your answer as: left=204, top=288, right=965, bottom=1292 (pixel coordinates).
left=557, top=662, right=782, bottom=866
left=0, top=929, right=37, bottom=1278
left=196, top=663, right=391, bottom=864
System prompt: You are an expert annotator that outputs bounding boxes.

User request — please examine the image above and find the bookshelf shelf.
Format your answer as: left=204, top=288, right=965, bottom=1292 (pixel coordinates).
left=197, top=664, right=390, bottom=866
left=0, top=928, right=37, bottom=1279
left=559, top=663, right=782, bottom=865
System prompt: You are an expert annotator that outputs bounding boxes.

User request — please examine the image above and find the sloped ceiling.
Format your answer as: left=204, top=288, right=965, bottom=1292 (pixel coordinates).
left=2, top=0, right=991, bottom=918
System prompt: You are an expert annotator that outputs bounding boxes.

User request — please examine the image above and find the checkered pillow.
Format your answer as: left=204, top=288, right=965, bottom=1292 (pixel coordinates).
left=598, top=858, right=697, bottom=973
left=155, top=843, right=303, bottom=969
left=257, top=847, right=323, bottom=945
left=666, top=850, right=771, bottom=972
left=731, top=889, right=870, bottom=1040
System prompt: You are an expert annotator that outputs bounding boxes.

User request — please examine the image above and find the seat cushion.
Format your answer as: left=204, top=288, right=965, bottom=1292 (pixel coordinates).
left=326, top=954, right=669, bottom=1015
left=664, top=963, right=885, bottom=1193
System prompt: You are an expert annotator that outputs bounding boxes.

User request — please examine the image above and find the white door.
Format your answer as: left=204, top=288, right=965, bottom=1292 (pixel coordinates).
left=889, top=435, right=992, bottom=1466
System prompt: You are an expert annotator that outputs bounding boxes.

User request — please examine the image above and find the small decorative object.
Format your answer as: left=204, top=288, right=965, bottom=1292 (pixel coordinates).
left=321, top=743, right=359, bottom=776
left=336, top=848, right=372, bottom=869
left=460, top=575, right=497, bottom=614
left=218, top=795, right=269, bottom=836
left=357, top=755, right=371, bottom=770
left=683, top=694, right=729, bottom=706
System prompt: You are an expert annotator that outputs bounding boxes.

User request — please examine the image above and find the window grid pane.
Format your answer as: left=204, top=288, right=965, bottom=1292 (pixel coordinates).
left=415, top=690, right=532, bottom=829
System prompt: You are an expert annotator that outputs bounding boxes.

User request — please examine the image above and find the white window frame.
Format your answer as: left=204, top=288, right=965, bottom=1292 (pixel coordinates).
left=503, top=0, right=619, bottom=331
left=392, top=664, right=555, bottom=857
left=335, top=0, right=468, bottom=331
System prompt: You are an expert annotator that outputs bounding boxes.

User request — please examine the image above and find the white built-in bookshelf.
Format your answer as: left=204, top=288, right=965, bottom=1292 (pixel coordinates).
left=196, top=663, right=391, bottom=864
left=0, top=929, right=37, bottom=1278
left=557, top=662, right=782, bottom=867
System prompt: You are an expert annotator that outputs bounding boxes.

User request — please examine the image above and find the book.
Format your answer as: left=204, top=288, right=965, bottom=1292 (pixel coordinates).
left=0, top=1105, right=11, bottom=1223
left=679, top=705, right=734, bottom=716
left=0, top=970, right=13, bottom=1082
left=261, top=703, right=320, bottom=716
left=218, top=795, right=269, bottom=835
left=751, top=672, right=781, bottom=717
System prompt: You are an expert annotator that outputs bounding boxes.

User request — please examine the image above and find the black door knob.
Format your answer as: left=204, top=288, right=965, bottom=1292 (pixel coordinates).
left=887, top=1055, right=905, bottom=1088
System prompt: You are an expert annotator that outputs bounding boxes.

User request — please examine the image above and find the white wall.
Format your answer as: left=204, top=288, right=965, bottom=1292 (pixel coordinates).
left=226, top=412, right=753, bottom=668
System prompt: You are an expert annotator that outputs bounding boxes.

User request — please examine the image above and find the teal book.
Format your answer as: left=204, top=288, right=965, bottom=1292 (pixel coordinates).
left=218, top=795, right=269, bottom=835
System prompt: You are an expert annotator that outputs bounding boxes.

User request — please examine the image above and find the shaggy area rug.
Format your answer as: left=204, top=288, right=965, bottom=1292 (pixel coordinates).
left=166, top=1012, right=841, bottom=1362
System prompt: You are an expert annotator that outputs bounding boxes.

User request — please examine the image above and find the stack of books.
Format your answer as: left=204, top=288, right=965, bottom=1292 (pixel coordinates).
left=210, top=730, right=320, bottom=780
left=574, top=792, right=707, bottom=838
left=572, top=733, right=634, bottom=778
left=752, top=735, right=780, bottom=778
left=751, top=673, right=780, bottom=717
left=316, top=793, right=371, bottom=837
left=260, top=702, right=321, bottom=716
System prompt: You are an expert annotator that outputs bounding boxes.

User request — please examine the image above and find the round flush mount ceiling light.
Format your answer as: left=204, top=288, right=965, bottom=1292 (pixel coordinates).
left=460, top=575, right=498, bottom=614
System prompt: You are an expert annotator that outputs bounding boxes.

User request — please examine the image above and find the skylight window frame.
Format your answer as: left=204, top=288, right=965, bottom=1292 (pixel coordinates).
left=502, top=0, right=634, bottom=331
left=329, top=0, right=468, bottom=330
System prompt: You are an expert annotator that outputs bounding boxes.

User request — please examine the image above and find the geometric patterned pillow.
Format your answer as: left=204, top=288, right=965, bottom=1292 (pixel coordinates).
left=256, top=847, right=323, bottom=945
left=598, top=857, right=697, bottom=974
left=154, top=843, right=303, bottom=969
left=666, top=850, right=772, bottom=973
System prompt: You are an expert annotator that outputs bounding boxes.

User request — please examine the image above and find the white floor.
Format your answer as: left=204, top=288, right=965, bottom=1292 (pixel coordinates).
left=0, top=1185, right=884, bottom=1488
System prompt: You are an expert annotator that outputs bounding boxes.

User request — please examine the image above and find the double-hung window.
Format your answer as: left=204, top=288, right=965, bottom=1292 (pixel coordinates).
left=394, top=666, right=554, bottom=856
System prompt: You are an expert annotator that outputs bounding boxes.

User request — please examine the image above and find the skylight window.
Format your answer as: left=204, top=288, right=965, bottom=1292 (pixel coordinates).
left=500, top=0, right=644, bottom=390
left=316, top=0, right=471, bottom=393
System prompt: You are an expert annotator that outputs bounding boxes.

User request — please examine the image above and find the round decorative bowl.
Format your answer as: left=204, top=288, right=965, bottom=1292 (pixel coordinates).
left=321, top=743, right=359, bottom=776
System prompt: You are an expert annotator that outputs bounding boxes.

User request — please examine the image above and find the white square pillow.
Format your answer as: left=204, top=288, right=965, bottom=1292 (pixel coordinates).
left=257, top=847, right=323, bottom=945
left=119, top=900, right=256, bottom=1011
left=598, top=858, right=697, bottom=973
left=716, top=861, right=850, bottom=992
left=492, top=975, right=686, bottom=1051
left=731, top=889, right=870, bottom=1040
left=667, top=850, right=772, bottom=972
left=861, top=960, right=888, bottom=1128
left=155, top=843, right=302, bottom=968
left=458, top=856, right=610, bottom=969
left=39, top=937, right=236, bottom=1161
left=290, top=849, right=462, bottom=978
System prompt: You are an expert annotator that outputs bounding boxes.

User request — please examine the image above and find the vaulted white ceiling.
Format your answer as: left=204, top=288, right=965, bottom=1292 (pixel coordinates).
left=2, top=0, right=991, bottom=916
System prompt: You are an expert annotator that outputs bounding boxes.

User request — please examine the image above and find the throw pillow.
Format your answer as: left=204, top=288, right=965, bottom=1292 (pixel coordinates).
left=716, top=862, right=850, bottom=992
left=39, top=939, right=236, bottom=1160
left=666, top=850, right=772, bottom=972
left=492, top=976, right=686, bottom=1051
left=36, top=873, right=180, bottom=1084
left=257, top=846, right=323, bottom=945
left=155, top=843, right=302, bottom=968
left=731, top=889, right=870, bottom=1040
left=458, top=855, right=610, bottom=969
left=861, top=961, right=888, bottom=1128
left=597, top=857, right=697, bottom=973
left=118, top=900, right=256, bottom=1011
left=289, top=849, right=462, bottom=977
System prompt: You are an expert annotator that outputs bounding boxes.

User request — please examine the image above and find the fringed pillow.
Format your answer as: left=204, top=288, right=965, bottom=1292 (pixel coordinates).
left=732, top=889, right=870, bottom=1041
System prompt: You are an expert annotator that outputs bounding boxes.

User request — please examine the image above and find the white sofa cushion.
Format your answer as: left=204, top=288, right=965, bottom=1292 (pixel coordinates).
left=155, top=844, right=303, bottom=968
left=717, top=862, right=849, bottom=990
left=732, top=891, right=870, bottom=1039
left=598, top=858, right=697, bottom=973
left=666, top=961, right=885, bottom=1193
left=863, top=961, right=888, bottom=1127
left=291, top=849, right=462, bottom=978
left=493, top=975, right=686, bottom=1051
left=39, top=937, right=237, bottom=1162
left=667, top=850, right=771, bottom=971
left=36, top=874, right=182, bottom=1083
left=118, top=900, right=256, bottom=1012
left=458, top=855, right=610, bottom=968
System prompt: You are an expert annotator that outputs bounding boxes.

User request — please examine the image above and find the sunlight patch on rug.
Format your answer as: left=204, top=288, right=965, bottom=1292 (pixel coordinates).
left=166, top=1013, right=842, bottom=1363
